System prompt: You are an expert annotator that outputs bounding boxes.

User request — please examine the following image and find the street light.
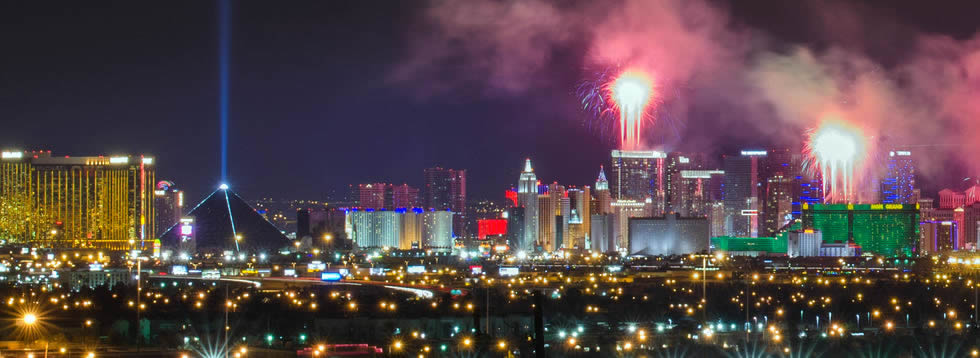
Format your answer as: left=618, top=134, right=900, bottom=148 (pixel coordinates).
left=23, top=313, right=37, bottom=325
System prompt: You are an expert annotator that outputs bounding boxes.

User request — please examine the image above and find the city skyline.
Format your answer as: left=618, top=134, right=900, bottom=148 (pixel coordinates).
left=3, top=0, right=980, bottom=201
left=4, top=2, right=980, bottom=357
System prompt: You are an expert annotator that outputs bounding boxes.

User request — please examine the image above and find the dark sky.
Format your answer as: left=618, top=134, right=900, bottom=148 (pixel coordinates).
left=1, top=0, right=977, bottom=202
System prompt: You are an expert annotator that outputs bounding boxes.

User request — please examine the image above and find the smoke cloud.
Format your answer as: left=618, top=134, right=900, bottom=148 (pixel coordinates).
left=394, top=0, right=980, bottom=190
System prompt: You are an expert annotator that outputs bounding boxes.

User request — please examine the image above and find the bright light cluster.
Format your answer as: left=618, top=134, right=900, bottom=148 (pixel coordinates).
left=806, top=118, right=869, bottom=203
left=609, top=69, right=655, bottom=151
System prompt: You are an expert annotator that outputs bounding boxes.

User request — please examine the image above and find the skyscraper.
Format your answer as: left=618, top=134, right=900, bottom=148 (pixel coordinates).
left=423, top=167, right=466, bottom=236
left=153, top=180, right=183, bottom=237
left=353, top=183, right=420, bottom=210
left=346, top=209, right=401, bottom=249
left=590, top=214, right=615, bottom=253
left=538, top=193, right=556, bottom=251
left=708, top=202, right=726, bottom=238
left=296, top=208, right=311, bottom=239
left=537, top=182, right=569, bottom=251
left=610, top=199, right=650, bottom=252
left=505, top=206, right=525, bottom=249
left=955, top=203, right=980, bottom=250
left=391, top=184, right=420, bottom=209
left=399, top=208, right=423, bottom=249
left=516, top=159, right=538, bottom=251
left=356, top=183, right=387, bottom=210
left=677, top=170, right=724, bottom=217
left=665, top=152, right=706, bottom=214
left=762, top=174, right=794, bottom=236
left=801, top=203, right=919, bottom=256
left=594, top=166, right=612, bottom=215
left=880, top=150, right=916, bottom=204
left=757, top=148, right=805, bottom=236
left=0, top=151, right=155, bottom=250
left=567, top=186, right=591, bottom=249
left=610, top=150, right=666, bottom=214
left=422, top=210, right=454, bottom=252
left=723, top=150, right=766, bottom=237
left=920, top=220, right=956, bottom=254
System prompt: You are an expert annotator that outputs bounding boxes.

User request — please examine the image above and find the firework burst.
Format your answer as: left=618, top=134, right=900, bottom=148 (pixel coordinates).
left=610, top=69, right=655, bottom=150
left=577, top=66, right=657, bottom=150
left=804, top=117, right=870, bottom=203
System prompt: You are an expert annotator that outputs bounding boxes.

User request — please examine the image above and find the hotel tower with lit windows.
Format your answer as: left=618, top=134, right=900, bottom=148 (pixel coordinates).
left=0, top=150, right=155, bottom=250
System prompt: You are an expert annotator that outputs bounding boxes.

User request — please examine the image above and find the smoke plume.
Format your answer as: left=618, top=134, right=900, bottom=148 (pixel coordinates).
left=394, top=0, right=980, bottom=189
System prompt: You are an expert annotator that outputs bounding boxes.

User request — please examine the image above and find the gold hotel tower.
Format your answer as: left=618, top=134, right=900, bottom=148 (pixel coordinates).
left=0, top=150, right=155, bottom=250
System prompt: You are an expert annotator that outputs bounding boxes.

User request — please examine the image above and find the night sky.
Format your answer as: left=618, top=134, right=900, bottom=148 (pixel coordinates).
left=1, top=0, right=977, bottom=202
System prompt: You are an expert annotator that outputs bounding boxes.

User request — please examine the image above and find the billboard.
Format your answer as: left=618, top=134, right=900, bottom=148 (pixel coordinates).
left=499, top=267, right=519, bottom=277
left=307, top=261, right=326, bottom=272
left=321, top=272, right=343, bottom=282
left=171, top=265, right=188, bottom=275
left=202, top=269, right=220, bottom=280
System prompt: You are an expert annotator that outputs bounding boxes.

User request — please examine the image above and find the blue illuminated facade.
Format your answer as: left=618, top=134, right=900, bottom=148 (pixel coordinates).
left=881, top=150, right=916, bottom=204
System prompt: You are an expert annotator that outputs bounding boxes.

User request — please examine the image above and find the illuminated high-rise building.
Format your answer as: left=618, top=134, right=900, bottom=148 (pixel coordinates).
left=677, top=170, right=724, bottom=217
left=538, top=182, right=568, bottom=251
left=762, top=175, right=794, bottom=236
left=758, top=148, right=801, bottom=236
left=567, top=187, right=591, bottom=250
left=356, top=183, right=387, bottom=210
left=920, top=220, right=957, bottom=254
left=880, top=150, right=916, bottom=204
left=0, top=150, right=155, bottom=250
left=708, top=202, right=725, bottom=238
left=665, top=152, right=706, bottom=214
left=353, top=183, right=420, bottom=210
left=346, top=209, right=401, bottom=249
left=516, top=159, right=538, bottom=251
left=391, top=184, right=420, bottom=209
left=346, top=208, right=450, bottom=251
left=593, top=166, right=612, bottom=215
left=399, top=208, right=423, bottom=249
left=422, top=210, right=454, bottom=252
left=723, top=150, right=766, bottom=237
left=505, top=206, right=525, bottom=249
left=423, top=167, right=466, bottom=236
left=610, top=150, right=666, bottom=215
left=801, top=203, right=919, bottom=256
left=558, top=195, right=569, bottom=250
left=591, top=214, right=615, bottom=253
left=610, top=199, right=651, bottom=252
left=538, top=193, right=555, bottom=251
left=955, top=203, right=980, bottom=250
left=153, top=180, right=183, bottom=237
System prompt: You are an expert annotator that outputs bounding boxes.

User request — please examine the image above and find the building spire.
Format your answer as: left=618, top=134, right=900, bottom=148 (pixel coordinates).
left=523, top=158, right=533, bottom=173
left=595, top=165, right=609, bottom=191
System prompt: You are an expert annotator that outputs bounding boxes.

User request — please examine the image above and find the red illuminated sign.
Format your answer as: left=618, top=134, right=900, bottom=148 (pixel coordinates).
left=477, top=219, right=507, bottom=239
